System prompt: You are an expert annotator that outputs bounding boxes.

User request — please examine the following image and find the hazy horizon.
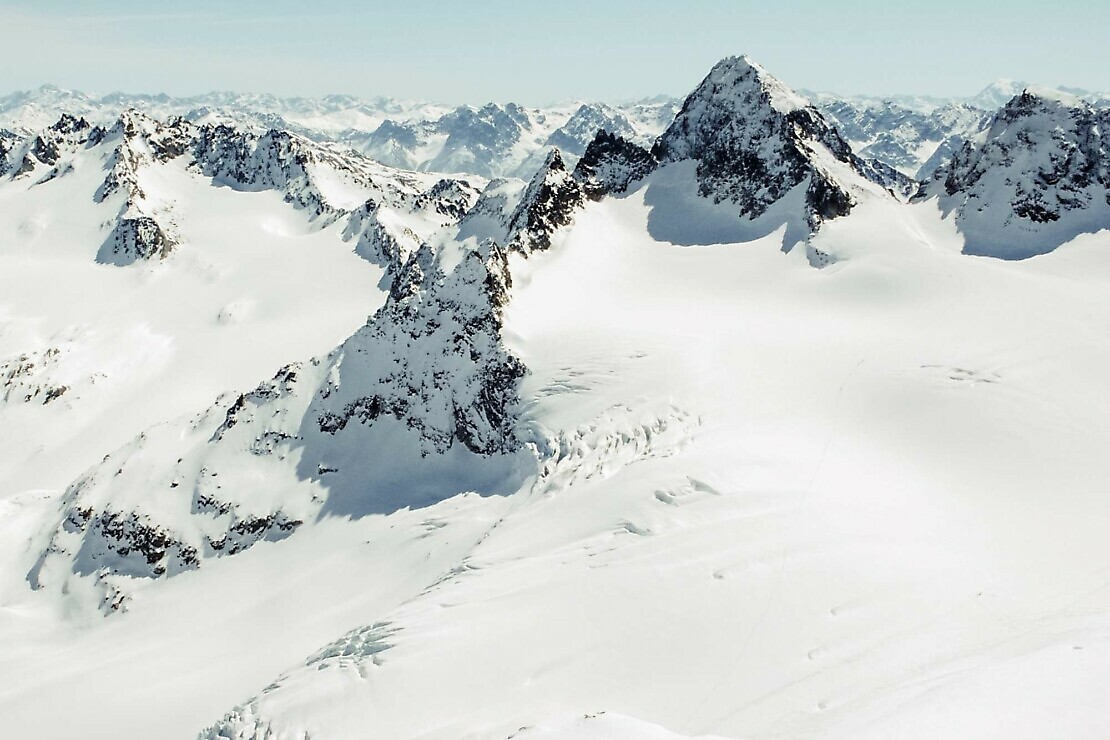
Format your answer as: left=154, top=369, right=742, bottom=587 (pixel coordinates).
left=1, top=73, right=1102, bottom=109
left=1, top=0, right=1108, bottom=106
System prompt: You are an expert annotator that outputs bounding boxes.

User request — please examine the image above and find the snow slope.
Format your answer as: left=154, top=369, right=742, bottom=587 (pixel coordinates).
left=2, top=55, right=1110, bottom=740
left=921, top=90, right=1110, bottom=258
left=191, top=184, right=1110, bottom=740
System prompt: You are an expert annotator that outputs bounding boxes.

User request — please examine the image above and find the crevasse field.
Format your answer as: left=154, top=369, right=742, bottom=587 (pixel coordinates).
left=1, top=54, right=1109, bottom=740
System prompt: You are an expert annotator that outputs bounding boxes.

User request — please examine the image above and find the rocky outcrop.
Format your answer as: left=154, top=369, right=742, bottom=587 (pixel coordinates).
left=0, top=129, right=17, bottom=177
left=426, top=103, right=533, bottom=177
left=921, top=90, right=1110, bottom=258
left=505, top=149, right=585, bottom=254
left=29, top=233, right=530, bottom=610
left=1, top=348, right=71, bottom=405
left=28, top=362, right=312, bottom=611
left=192, top=125, right=338, bottom=220
left=342, top=177, right=479, bottom=270
left=573, top=129, right=657, bottom=199
left=97, top=215, right=177, bottom=265
left=1, top=113, right=94, bottom=180
left=313, top=237, right=523, bottom=456
left=412, top=177, right=481, bottom=221
left=652, top=55, right=890, bottom=229
left=90, top=111, right=195, bottom=264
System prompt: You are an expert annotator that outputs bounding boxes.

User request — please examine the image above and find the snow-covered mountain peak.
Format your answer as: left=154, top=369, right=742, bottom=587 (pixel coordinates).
left=651, top=55, right=897, bottom=236
left=704, top=54, right=810, bottom=114
left=922, top=88, right=1110, bottom=258
left=7, top=53, right=1110, bottom=740
left=992, top=86, right=1091, bottom=122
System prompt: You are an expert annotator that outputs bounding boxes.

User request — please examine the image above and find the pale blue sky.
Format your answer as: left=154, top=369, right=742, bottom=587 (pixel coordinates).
left=2, top=0, right=1107, bottom=104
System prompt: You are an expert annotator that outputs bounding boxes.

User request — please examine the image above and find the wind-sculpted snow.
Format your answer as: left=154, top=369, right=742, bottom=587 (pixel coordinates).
left=923, top=90, right=1110, bottom=258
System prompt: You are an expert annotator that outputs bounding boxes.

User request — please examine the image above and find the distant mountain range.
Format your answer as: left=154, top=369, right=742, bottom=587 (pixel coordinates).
left=3, top=78, right=1105, bottom=184
left=2, top=56, right=1110, bottom=740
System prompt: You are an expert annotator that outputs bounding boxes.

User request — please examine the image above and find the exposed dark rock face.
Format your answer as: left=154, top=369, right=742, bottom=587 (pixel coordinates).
left=854, top=157, right=917, bottom=197
left=192, top=125, right=336, bottom=220
left=573, top=129, right=657, bottom=199
left=651, top=55, right=890, bottom=230
left=89, top=111, right=197, bottom=263
left=807, top=175, right=855, bottom=221
left=72, top=508, right=201, bottom=580
left=425, top=103, right=533, bottom=177
left=1, top=348, right=71, bottom=405
left=30, top=134, right=61, bottom=166
left=2, top=113, right=94, bottom=179
left=937, top=92, right=1110, bottom=205
left=921, top=90, right=1110, bottom=258
left=31, top=232, right=530, bottom=609
left=342, top=201, right=423, bottom=268
left=312, top=237, right=524, bottom=456
left=341, top=178, right=478, bottom=270
left=32, top=479, right=302, bottom=612
left=0, top=130, right=17, bottom=177
left=413, top=178, right=481, bottom=221
left=205, top=512, right=302, bottom=556
left=505, top=149, right=585, bottom=254
left=97, top=215, right=177, bottom=265
left=212, top=365, right=302, bottom=442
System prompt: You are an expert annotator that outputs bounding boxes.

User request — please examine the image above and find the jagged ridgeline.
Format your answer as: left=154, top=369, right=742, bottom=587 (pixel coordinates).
left=17, top=53, right=1110, bottom=616
left=919, top=90, right=1110, bottom=258
left=19, top=110, right=534, bottom=611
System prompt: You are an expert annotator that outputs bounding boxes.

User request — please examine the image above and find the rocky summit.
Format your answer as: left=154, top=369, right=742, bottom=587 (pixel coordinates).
left=2, top=46, right=1110, bottom=740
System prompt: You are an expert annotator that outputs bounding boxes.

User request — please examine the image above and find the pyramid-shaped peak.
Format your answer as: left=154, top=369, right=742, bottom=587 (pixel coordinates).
left=537, top=146, right=568, bottom=174
left=699, top=54, right=810, bottom=114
